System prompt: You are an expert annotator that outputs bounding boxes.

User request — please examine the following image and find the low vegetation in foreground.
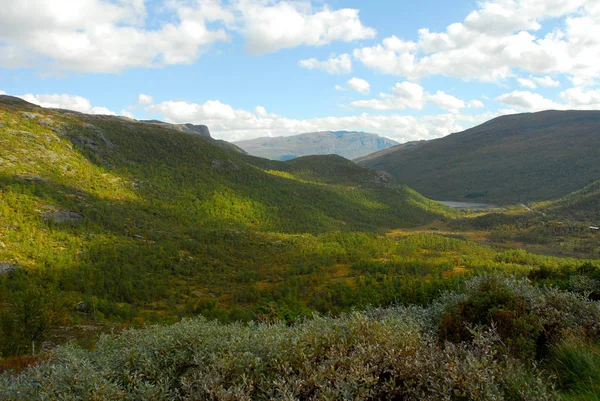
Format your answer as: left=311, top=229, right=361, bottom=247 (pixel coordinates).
left=2, top=275, right=599, bottom=400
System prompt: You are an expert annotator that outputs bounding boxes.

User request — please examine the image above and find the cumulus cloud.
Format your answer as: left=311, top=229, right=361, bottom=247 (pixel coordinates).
left=238, top=2, right=376, bottom=55
left=0, top=90, right=6, bottom=95
left=0, top=1, right=375, bottom=73
left=353, top=0, right=600, bottom=84
left=533, top=76, right=561, bottom=87
left=0, top=0, right=232, bottom=73
left=517, top=78, right=537, bottom=89
left=560, top=87, right=600, bottom=109
left=147, top=98, right=478, bottom=143
left=120, top=109, right=135, bottom=119
left=299, top=54, right=352, bottom=74
left=136, top=94, right=154, bottom=105
left=495, top=90, right=565, bottom=111
left=18, top=93, right=118, bottom=115
left=351, top=82, right=466, bottom=112
left=347, top=78, right=370, bottom=94
left=468, top=100, right=485, bottom=108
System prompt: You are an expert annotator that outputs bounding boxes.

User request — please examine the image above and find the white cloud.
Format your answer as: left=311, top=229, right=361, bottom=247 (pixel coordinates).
left=428, top=91, right=466, bottom=113
left=147, top=98, right=474, bottom=143
left=560, top=87, right=600, bottom=109
left=468, top=100, right=485, bottom=108
left=334, top=85, right=345, bottom=92
left=495, top=90, right=564, bottom=111
left=533, top=76, right=560, bottom=87
left=136, top=94, right=154, bottom=105
left=353, top=0, right=600, bottom=84
left=0, top=0, right=232, bottom=73
left=299, top=54, right=352, bottom=74
left=347, top=78, right=370, bottom=94
left=238, top=2, right=376, bottom=55
left=18, top=93, right=117, bottom=115
left=0, top=1, right=375, bottom=73
left=120, top=109, right=135, bottom=119
left=351, top=81, right=466, bottom=112
left=517, top=78, right=537, bottom=89
left=0, top=90, right=6, bottom=95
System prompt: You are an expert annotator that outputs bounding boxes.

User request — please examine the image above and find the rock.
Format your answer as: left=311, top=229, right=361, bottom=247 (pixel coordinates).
left=43, top=210, right=85, bottom=223
left=371, top=171, right=394, bottom=185
left=182, top=124, right=211, bottom=139
left=76, top=301, right=89, bottom=313
left=15, top=175, right=47, bottom=183
left=41, top=341, right=57, bottom=353
left=0, top=262, right=18, bottom=275
left=211, top=159, right=240, bottom=171
left=20, top=112, right=44, bottom=120
left=38, top=118, right=55, bottom=127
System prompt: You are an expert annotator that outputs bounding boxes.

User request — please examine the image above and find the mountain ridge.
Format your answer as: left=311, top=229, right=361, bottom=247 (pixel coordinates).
left=234, top=130, right=399, bottom=161
left=358, top=110, right=600, bottom=204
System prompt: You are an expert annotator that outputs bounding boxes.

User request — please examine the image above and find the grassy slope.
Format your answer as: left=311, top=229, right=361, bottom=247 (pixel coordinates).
left=0, top=97, right=456, bottom=318
left=358, top=110, right=600, bottom=204
left=536, top=181, right=600, bottom=222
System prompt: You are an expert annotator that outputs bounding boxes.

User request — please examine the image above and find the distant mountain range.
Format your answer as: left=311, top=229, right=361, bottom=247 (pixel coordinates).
left=234, top=131, right=398, bottom=161
left=358, top=110, right=600, bottom=204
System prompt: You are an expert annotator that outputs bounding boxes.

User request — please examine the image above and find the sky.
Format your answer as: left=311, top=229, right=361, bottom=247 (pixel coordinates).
left=1, top=0, right=599, bottom=143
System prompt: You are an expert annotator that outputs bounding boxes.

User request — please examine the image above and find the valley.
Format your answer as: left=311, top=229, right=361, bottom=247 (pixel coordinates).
left=1, top=97, right=599, bottom=400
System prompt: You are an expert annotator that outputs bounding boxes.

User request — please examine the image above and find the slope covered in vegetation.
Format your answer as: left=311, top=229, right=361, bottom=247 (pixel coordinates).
left=0, top=96, right=458, bottom=354
left=2, top=275, right=600, bottom=400
left=358, top=110, right=600, bottom=204
left=536, top=181, right=600, bottom=222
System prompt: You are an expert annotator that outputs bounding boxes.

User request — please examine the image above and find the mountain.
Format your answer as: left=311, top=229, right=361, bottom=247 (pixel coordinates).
left=0, top=95, right=453, bottom=337
left=234, top=130, right=399, bottom=160
left=353, top=139, right=428, bottom=163
left=358, top=110, right=600, bottom=204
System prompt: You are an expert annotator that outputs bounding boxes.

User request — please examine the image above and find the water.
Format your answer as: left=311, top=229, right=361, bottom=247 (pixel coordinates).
left=440, top=201, right=495, bottom=209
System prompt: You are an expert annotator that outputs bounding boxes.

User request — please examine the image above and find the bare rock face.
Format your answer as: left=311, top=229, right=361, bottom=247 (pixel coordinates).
left=0, top=262, right=18, bottom=275
left=182, top=124, right=211, bottom=139
left=43, top=210, right=85, bottom=223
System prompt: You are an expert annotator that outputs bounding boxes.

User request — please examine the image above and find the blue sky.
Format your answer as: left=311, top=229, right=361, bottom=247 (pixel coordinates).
left=1, top=0, right=599, bottom=143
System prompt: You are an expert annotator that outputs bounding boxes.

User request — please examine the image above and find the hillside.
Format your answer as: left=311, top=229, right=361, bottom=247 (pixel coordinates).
left=234, top=130, right=398, bottom=160
left=358, top=110, right=600, bottom=204
left=537, top=181, right=600, bottom=222
left=0, top=95, right=457, bottom=351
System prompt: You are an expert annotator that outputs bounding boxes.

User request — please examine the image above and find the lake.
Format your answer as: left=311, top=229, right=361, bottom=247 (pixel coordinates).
left=440, top=201, right=496, bottom=209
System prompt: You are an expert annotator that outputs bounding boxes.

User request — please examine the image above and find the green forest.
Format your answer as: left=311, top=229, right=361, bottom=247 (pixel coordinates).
left=1, top=98, right=600, bottom=400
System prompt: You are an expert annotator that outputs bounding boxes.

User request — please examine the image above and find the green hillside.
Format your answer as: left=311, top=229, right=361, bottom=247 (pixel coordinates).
left=2, top=97, right=600, bottom=400
left=358, top=110, right=600, bottom=205
left=0, top=96, right=458, bottom=351
left=536, top=181, right=600, bottom=222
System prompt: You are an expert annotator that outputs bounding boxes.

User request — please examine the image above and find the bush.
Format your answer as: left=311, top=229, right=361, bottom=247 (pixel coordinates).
left=4, top=276, right=599, bottom=400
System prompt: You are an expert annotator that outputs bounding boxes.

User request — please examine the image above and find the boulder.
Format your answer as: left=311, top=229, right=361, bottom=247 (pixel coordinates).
left=0, top=262, right=18, bottom=275
left=43, top=210, right=85, bottom=223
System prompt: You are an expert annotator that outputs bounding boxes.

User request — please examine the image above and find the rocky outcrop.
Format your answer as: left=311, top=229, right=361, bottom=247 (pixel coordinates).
left=182, top=124, right=211, bottom=139
left=0, top=262, right=19, bottom=275
left=43, top=210, right=85, bottom=223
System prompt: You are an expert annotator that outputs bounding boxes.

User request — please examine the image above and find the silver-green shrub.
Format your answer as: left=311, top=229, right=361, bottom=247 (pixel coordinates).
left=4, top=275, right=597, bottom=400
